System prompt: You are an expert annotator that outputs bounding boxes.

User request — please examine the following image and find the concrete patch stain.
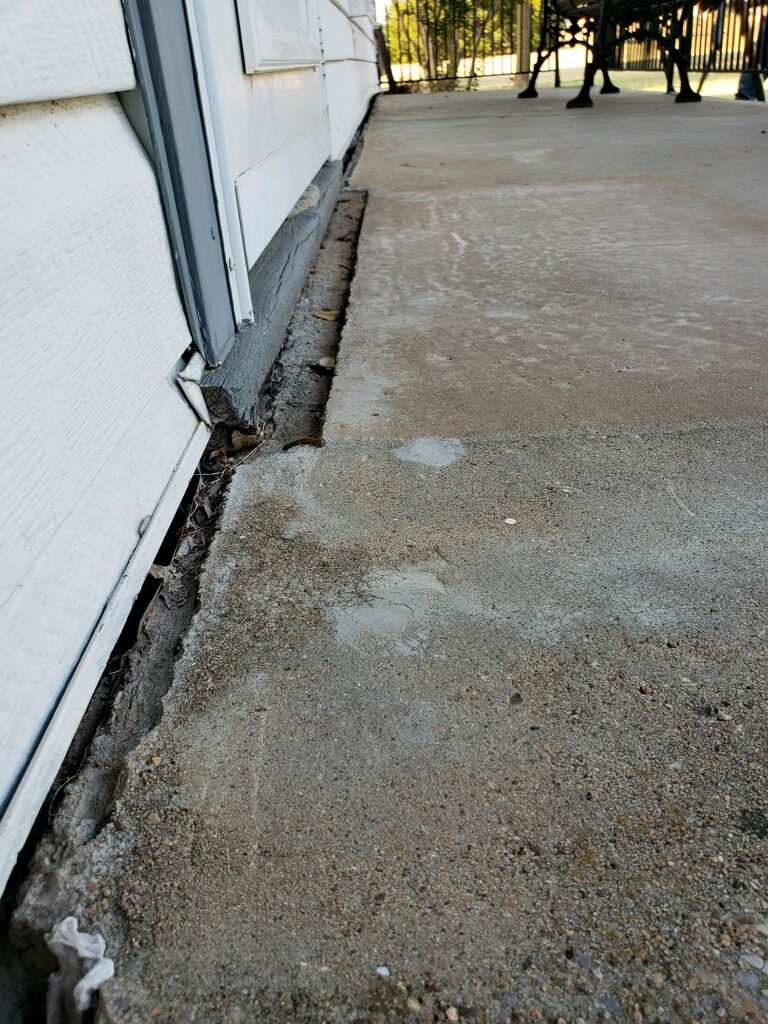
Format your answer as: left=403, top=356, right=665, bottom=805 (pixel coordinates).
left=392, top=437, right=465, bottom=468
left=334, top=567, right=446, bottom=648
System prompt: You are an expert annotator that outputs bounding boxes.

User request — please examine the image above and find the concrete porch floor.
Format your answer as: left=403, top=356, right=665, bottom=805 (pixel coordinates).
left=41, top=91, right=768, bottom=1022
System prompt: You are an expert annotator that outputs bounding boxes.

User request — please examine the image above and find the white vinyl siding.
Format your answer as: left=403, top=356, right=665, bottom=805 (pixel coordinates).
left=0, top=0, right=134, bottom=105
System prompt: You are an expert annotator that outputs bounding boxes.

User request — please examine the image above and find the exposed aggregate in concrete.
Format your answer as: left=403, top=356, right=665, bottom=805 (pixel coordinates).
left=19, top=423, right=768, bottom=1024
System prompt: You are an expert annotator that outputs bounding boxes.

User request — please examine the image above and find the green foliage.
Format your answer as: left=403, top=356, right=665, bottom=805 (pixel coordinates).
left=530, top=0, right=543, bottom=49
left=384, top=0, right=520, bottom=80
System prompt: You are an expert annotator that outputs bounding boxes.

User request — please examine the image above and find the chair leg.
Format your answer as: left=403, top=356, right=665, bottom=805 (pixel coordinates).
left=600, top=66, right=620, bottom=94
left=567, top=61, right=597, bottom=107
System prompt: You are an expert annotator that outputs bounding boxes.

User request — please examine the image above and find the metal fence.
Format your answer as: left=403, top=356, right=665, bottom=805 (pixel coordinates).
left=381, top=0, right=768, bottom=85
left=615, top=2, right=768, bottom=73
left=381, top=0, right=522, bottom=85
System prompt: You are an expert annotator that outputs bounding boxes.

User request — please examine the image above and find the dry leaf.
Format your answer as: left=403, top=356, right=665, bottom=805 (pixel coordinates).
left=312, top=310, right=340, bottom=321
left=231, top=431, right=261, bottom=451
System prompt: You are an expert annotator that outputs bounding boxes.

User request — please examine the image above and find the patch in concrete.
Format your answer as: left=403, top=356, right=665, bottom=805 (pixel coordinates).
left=333, top=565, right=447, bottom=651
left=392, top=437, right=465, bottom=467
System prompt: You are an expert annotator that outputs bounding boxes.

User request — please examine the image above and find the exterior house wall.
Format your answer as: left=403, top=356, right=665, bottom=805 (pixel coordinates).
left=320, top=0, right=379, bottom=159
left=190, top=0, right=378, bottom=278
left=0, top=0, right=378, bottom=891
left=0, top=0, right=134, bottom=105
left=187, top=0, right=329, bottom=313
left=0, top=4, right=209, bottom=888
left=0, top=94, right=207, bottom=813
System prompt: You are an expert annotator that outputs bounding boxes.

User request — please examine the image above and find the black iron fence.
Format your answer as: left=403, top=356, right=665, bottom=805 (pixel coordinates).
left=615, top=1, right=768, bottom=73
left=381, top=0, right=768, bottom=84
left=381, top=0, right=523, bottom=84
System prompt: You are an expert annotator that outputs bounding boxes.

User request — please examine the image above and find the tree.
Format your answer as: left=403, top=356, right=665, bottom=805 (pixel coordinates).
left=384, top=0, right=519, bottom=87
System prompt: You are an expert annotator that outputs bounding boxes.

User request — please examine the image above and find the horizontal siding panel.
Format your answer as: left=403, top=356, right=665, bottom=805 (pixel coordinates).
left=319, top=0, right=354, bottom=62
left=191, top=0, right=328, bottom=180
left=0, top=0, right=134, bottom=106
left=0, top=93, right=198, bottom=814
left=351, top=14, right=377, bottom=44
left=320, top=0, right=376, bottom=63
left=235, top=115, right=329, bottom=266
left=0, top=95, right=192, bottom=605
left=0, top=376, right=204, bottom=814
left=327, top=0, right=375, bottom=16
left=325, top=59, right=379, bottom=159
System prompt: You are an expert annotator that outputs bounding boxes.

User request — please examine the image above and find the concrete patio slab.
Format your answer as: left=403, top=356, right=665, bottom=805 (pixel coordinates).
left=327, top=178, right=768, bottom=436
left=25, top=91, right=768, bottom=1024
left=351, top=90, right=768, bottom=213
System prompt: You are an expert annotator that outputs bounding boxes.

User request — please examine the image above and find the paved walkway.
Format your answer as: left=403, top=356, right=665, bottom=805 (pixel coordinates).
left=51, top=92, right=768, bottom=1022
